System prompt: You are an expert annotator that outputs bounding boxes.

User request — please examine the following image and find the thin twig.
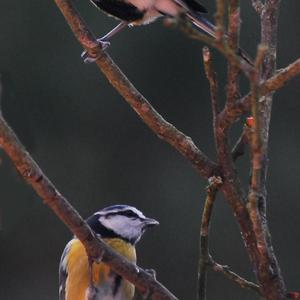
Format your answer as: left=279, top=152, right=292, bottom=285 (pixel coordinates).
left=214, top=0, right=226, bottom=41
left=218, top=58, right=300, bottom=131
left=198, top=120, right=252, bottom=300
left=226, top=0, right=241, bottom=107
left=251, top=0, right=264, bottom=14
left=209, top=258, right=300, bottom=299
left=201, top=46, right=254, bottom=299
left=209, top=258, right=260, bottom=293
left=261, top=58, right=300, bottom=93
left=231, top=124, right=251, bottom=161
left=198, top=176, right=222, bottom=300
left=202, top=47, right=218, bottom=121
left=54, top=0, right=217, bottom=179
left=176, top=17, right=253, bottom=78
left=0, top=115, right=178, bottom=300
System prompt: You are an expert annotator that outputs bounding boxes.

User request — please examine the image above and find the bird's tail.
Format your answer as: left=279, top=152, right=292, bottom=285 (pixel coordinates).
left=186, top=13, right=216, bottom=38
left=185, top=13, right=253, bottom=65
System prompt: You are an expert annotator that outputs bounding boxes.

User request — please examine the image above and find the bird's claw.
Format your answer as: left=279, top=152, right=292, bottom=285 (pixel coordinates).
left=96, top=39, right=111, bottom=49
left=81, top=39, right=111, bottom=64
left=145, top=268, right=157, bottom=280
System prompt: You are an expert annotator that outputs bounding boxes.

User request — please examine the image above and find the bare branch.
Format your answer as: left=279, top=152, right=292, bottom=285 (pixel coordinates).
left=251, top=0, right=264, bottom=14
left=248, top=1, right=286, bottom=298
left=226, top=0, right=241, bottom=106
left=176, top=18, right=253, bottom=78
left=218, top=58, right=300, bottom=131
left=0, top=115, right=178, bottom=300
left=198, top=176, right=222, bottom=300
left=210, top=256, right=300, bottom=300
left=261, top=58, right=300, bottom=94
left=249, top=44, right=268, bottom=191
left=214, top=0, right=226, bottom=41
left=0, top=74, right=3, bottom=233
left=54, top=0, right=217, bottom=179
left=0, top=73, right=2, bottom=115
left=209, top=258, right=260, bottom=293
left=202, top=47, right=218, bottom=121
left=231, top=124, right=251, bottom=161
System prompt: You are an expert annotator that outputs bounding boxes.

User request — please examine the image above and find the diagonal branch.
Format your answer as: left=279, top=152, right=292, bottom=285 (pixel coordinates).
left=218, top=58, right=300, bottom=131
left=209, top=258, right=260, bottom=293
left=54, top=0, right=217, bottom=179
left=231, top=123, right=251, bottom=161
left=0, top=114, right=178, bottom=300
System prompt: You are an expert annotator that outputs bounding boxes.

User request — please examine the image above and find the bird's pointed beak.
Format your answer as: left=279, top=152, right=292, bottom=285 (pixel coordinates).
left=143, top=217, right=159, bottom=228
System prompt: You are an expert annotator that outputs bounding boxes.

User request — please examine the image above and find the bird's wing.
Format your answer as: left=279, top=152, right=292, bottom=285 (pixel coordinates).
left=59, top=241, right=72, bottom=300
left=181, top=0, right=208, bottom=13
left=90, top=0, right=144, bottom=22
left=172, top=0, right=215, bottom=37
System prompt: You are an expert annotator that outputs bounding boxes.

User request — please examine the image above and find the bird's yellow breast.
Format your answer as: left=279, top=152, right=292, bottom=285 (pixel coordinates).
left=65, top=238, right=136, bottom=300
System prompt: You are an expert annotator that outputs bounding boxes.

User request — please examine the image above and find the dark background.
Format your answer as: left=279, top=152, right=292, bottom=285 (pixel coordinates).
left=0, top=1, right=300, bottom=299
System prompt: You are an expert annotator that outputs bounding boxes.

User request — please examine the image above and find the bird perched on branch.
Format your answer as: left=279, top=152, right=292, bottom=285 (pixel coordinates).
left=59, top=205, right=159, bottom=300
left=82, top=0, right=235, bottom=63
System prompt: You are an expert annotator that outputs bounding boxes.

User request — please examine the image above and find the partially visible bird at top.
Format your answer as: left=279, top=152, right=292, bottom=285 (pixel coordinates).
left=59, top=204, right=159, bottom=300
left=82, top=0, right=252, bottom=64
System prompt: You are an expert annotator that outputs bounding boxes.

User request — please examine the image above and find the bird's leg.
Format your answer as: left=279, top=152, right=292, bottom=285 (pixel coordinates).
left=100, top=21, right=129, bottom=41
left=82, top=21, right=129, bottom=63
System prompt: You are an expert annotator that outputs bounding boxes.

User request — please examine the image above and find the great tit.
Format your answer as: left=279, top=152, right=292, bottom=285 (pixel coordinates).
left=59, top=204, right=159, bottom=300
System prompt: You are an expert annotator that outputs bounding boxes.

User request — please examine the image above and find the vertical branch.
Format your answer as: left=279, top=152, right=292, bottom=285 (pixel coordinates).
left=259, top=0, right=281, bottom=186
left=202, top=47, right=218, bottom=126
left=207, top=1, right=261, bottom=287
left=0, top=73, right=2, bottom=115
left=248, top=44, right=268, bottom=269
left=198, top=49, right=220, bottom=300
left=198, top=177, right=222, bottom=300
left=249, top=44, right=267, bottom=192
left=201, top=44, right=260, bottom=299
left=215, top=0, right=226, bottom=41
left=247, top=1, right=286, bottom=299
left=226, top=0, right=241, bottom=106
left=0, top=74, right=3, bottom=233
left=260, top=1, right=285, bottom=297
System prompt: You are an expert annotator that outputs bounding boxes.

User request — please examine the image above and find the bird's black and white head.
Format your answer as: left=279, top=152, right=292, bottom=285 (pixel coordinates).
left=86, top=205, right=159, bottom=244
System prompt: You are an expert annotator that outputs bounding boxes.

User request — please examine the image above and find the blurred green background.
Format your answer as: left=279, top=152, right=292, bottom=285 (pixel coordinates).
left=0, top=1, right=300, bottom=299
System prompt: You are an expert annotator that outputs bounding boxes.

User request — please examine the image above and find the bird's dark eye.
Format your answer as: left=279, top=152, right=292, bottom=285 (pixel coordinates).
left=121, top=210, right=138, bottom=218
